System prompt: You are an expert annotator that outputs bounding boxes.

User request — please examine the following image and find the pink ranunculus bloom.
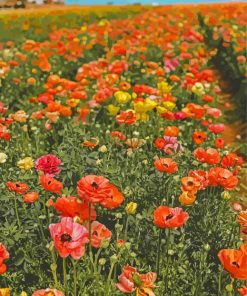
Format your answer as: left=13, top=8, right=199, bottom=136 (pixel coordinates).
left=90, top=221, right=112, bottom=248
left=49, top=217, right=89, bottom=259
left=35, top=154, right=62, bottom=177
left=208, top=123, right=225, bottom=134
left=207, top=108, right=222, bottom=119
left=163, top=136, right=184, bottom=155
left=32, top=289, right=64, bottom=296
left=174, top=111, right=186, bottom=120
left=116, top=265, right=136, bottom=293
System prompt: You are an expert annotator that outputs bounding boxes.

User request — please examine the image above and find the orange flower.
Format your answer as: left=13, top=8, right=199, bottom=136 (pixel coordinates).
left=82, top=137, right=99, bottom=149
left=100, top=184, right=124, bottom=209
left=164, top=126, right=179, bottom=137
left=110, top=131, right=126, bottom=141
left=181, top=177, right=200, bottom=192
left=153, top=206, right=189, bottom=228
left=154, top=158, right=178, bottom=173
left=77, top=175, right=112, bottom=204
left=179, top=190, right=197, bottom=206
left=116, top=110, right=136, bottom=125
left=218, top=244, right=247, bottom=280
left=237, top=211, right=247, bottom=227
left=39, top=175, right=63, bottom=194
left=23, top=192, right=39, bottom=203
left=90, top=221, right=112, bottom=248
left=32, top=288, right=64, bottom=296
left=51, top=196, right=96, bottom=222
left=192, top=131, right=207, bottom=145
left=238, top=286, right=247, bottom=296
left=119, top=81, right=131, bottom=91
left=6, top=181, right=29, bottom=194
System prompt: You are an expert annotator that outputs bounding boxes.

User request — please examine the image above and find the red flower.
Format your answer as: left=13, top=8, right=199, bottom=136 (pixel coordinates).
left=208, top=123, right=225, bottom=134
left=110, top=131, right=126, bottom=141
left=154, top=138, right=166, bottom=150
left=35, top=154, right=62, bottom=177
left=49, top=217, right=88, bottom=259
left=116, top=110, right=137, bottom=125
left=51, top=196, right=97, bottom=222
left=153, top=206, right=189, bottom=228
left=215, top=137, right=224, bottom=149
left=100, top=184, right=124, bottom=209
left=77, top=175, right=112, bottom=204
left=194, top=148, right=220, bottom=165
left=6, top=181, right=29, bottom=194
left=192, top=131, right=207, bottom=145
left=238, top=286, right=247, bottom=296
left=208, top=167, right=238, bottom=191
left=90, top=221, right=112, bottom=248
left=23, top=192, right=39, bottom=203
left=39, top=175, right=63, bottom=194
left=0, top=243, right=9, bottom=274
left=154, top=158, right=178, bottom=173
left=218, top=244, right=247, bottom=280
left=221, top=152, right=238, bottom=168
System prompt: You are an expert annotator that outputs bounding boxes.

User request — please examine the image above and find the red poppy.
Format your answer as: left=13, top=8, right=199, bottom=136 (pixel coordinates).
left=116, top=110, right=137, bottom=125
left=110, top=131, right=126, bottom=141
left=153, top=206, right=189, bottom=228
left=23, top=192, right=39, bottom=203
left=6, top=181, right=29, bottom=194
left=154, top=158, right=178, bottom=173
left=77, top=175, right=112, bottom=204
left=50, top=196, right=97, bottom=222
left=192, top=131, right=207, bottom=145
left=208, top=167, right=238, bottom=191
left=215, top=137, right=225, bottom=149
left=194, top=148, right=220, bottom=165
left=221, top=152, right=239, bottom=168
left=238, top=286, right=247, bottom=296
left=154, top=138, right=166, bottom=150
left=100, top=184, right=124, bottom=209
left=218, top=244, right=247, bottom=280
left=39, top=175, right=63, bottom=194
left=0, top=243, right=9, bottom=274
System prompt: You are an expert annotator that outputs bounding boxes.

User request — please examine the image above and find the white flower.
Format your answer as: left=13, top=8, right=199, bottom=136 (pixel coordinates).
left=0, top=152, right=7, bottom=164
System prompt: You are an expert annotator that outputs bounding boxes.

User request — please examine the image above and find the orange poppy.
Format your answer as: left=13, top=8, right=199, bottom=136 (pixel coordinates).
left=119, top=81, right=131, bottom=91
left=181, top=176, right=200, bottom=192
left=153, top=205, right=189, bottom=228
left=23, top=192, right=39, bottom=203
left=192, top=131, right=207, bottom=145
left=6, top=181, right=29, bottom=194
left=218, top=244, right=247, bottom=280
left=39, top=175, right=63, bottom=194
left=100, top=184, right=124, bottom=209
left=90, top=221, right=112, bottom=248
left=164, top=126, right=179, bottom=137
left=238, top=286, right=247, bottom=296
left=179, top=190, right=197, bottom=206
left=215, top=137, right=225, bottom=149
left=237, top=211, right=247, bottom=227
left=154, top=158, right=178, bottom=173
left=110, top=131, right=126, bottom=141
left=116, top=110, right=136, bottom=125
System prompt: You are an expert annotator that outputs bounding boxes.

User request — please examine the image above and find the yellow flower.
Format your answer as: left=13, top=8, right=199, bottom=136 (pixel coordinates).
left=191, top=82, right=205, bottom=96
left=98, top=145, right=108, bottom=153
left=17, top=157, right=34, bottom=170
left=80, top=25, right=87, bottom=32
left=132, top=92, right=137, bottom=99
left=157, top=81, right=173, bottom=95
left=114, top=91, right=131, bottom=104
left=136, top=112, right=149, bottom=122
left=156, top=106, right=167, bottom=114
left=20, top=292, right=28, bottom=296
left=163, top=101, right=176, bottom=111
left=0, top=152, right=7, bottom=164
left=125, top=202, right=137, bottom=215
left=221, top=191, right=231, bottom=200
left=0, top=288, right=10, bottom=296
left=107, top=104, right=120, bottom=116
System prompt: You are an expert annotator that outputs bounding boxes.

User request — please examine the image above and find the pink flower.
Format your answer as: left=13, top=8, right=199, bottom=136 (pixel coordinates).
left=174, top=111, right=186, bottom=120
left=35, top=154, right=62, bottom=177
left=208, top=123, right=225, bottom=134
left=207, top=108, right=222, bottom=119
left=90, top=221, right=112, bottom=248
left=116, top=265, right=136, bottom=293
left=163, top=136, right=184, bottom=155
left=49, top=217, right=88, bottom=259
left=32, top=289, right=64, bottom=296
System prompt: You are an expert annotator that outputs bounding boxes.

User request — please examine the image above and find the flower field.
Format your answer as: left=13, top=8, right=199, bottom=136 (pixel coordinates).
left=0, top=3, right=246, bottom=295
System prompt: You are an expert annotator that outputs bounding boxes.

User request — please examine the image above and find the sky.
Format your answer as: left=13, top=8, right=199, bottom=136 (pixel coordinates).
left=65, top=0, right=237, bottom=4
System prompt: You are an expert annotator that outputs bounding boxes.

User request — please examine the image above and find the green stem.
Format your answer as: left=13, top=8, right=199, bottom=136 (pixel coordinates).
left=218, top=268, right=222, bottom=296
left=156, top=228, right=162, bottom=278
left=63, top=257, right=67, bottom=292
left=51, top=249, right=59, bottom=288
left=14, top=194, right=21, bottom=228
left=106, top=262, right=116, bottom=295
left=73, top=260, right=77, bottom=296
left=124, top=215, right=129, bottom=241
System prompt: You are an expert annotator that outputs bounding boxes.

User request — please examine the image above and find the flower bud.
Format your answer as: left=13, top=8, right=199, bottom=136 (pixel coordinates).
left=99, top=258, right=106, bottom=266
left=125, top=202, right=137, bottom=215
left=110, top=254, right=118, bottom=264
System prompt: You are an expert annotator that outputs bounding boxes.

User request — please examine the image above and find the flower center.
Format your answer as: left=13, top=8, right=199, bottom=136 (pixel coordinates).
left=232, top=261, right=240, bottom=268
left=61, top=233, right=72, bottom=242
left=187, top=181, right=194, bottom=186
left=166, top=213, right=174, bottom=220
left=91, top=181, right=99, bottom=189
